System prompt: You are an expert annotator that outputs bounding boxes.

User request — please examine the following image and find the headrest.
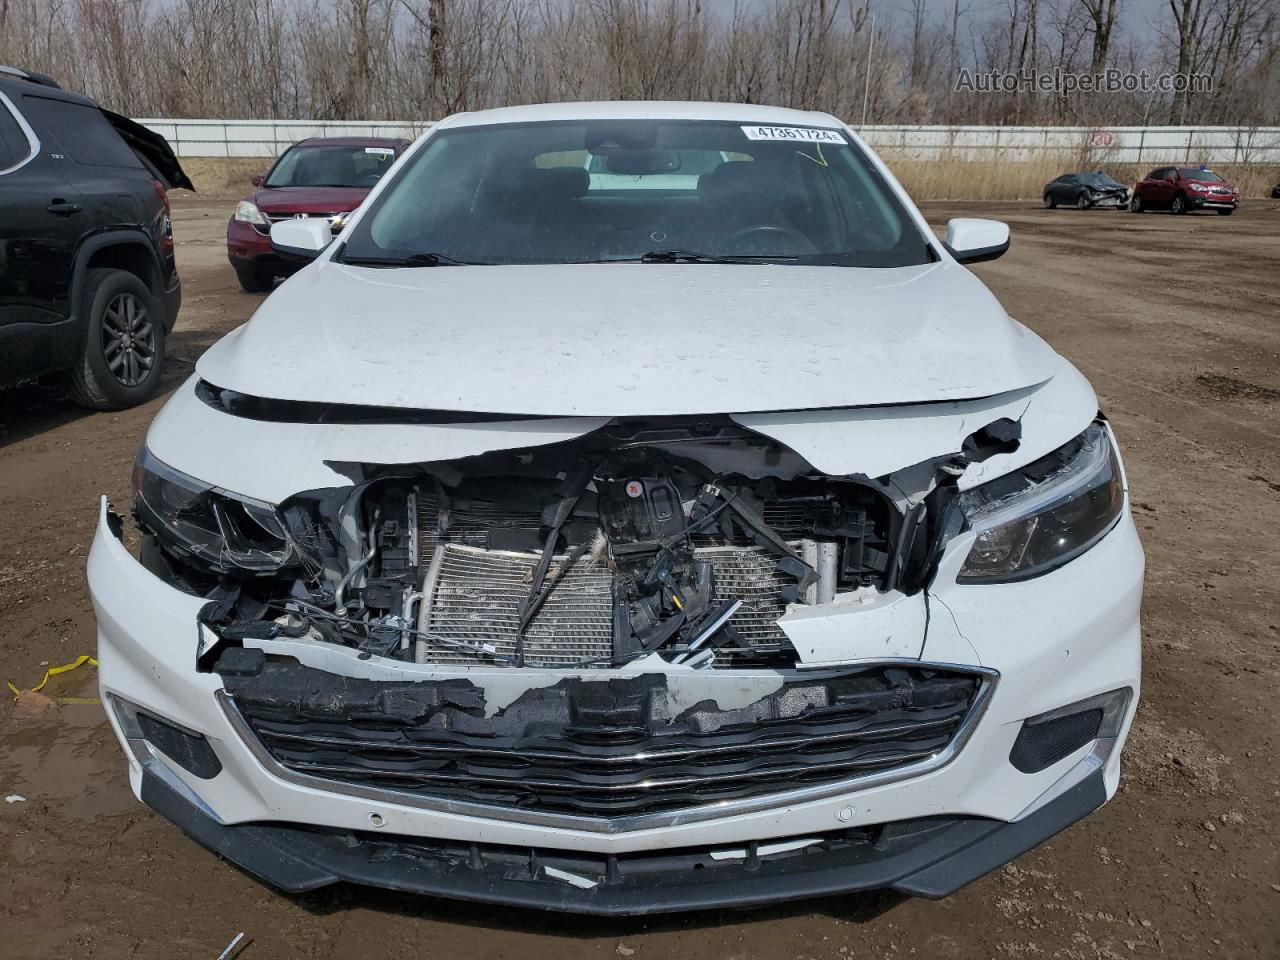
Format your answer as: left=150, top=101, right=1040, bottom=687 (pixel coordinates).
left=697, top=161, right=759, bottom=203
left=525, top=166, right=590, bottom=200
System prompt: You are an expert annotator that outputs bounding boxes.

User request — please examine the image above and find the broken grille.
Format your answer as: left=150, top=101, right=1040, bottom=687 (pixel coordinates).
left=222, top=663, right=985, bottom=818
left=416, top=543, right=793, bottom=666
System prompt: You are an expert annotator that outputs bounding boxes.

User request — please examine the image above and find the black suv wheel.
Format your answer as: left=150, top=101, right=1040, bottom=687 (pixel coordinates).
left=68, top=268, right=167, bottom=409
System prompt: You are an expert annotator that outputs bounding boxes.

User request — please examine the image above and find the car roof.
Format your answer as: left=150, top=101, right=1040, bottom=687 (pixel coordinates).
left=293, top=136, right=409, bottom=148
left=0, top=71, right=101, bottom=108
left=433, top=101, right=845, bottom=130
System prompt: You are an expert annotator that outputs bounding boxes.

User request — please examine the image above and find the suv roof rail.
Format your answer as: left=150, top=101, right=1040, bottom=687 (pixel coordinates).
left=0, top=65, right=61, bottom=89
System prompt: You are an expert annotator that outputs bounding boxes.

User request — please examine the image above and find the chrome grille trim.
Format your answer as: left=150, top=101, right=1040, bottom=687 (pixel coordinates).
left=216, top=663, right=998, bottom=835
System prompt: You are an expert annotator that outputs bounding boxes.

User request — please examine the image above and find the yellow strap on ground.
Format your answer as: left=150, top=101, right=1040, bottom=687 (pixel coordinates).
left=7, top=655, right=98, bottom=700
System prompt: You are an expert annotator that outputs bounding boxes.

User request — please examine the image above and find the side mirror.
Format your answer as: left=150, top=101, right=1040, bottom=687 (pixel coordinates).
left=250, top=174, right=265, bottom=187
left=943, top=218, right=1010, bottom=264
left=270, top=219, right=333, bottom=261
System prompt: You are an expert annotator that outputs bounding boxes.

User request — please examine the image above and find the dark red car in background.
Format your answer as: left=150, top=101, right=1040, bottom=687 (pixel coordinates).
left=227, top=136, right=409, bottom=291
left=1129, top=165, right=1239, bottom=216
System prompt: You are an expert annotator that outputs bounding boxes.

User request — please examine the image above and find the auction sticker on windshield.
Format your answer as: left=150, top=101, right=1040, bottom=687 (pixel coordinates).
left=740, top=125, right=846, bottom=143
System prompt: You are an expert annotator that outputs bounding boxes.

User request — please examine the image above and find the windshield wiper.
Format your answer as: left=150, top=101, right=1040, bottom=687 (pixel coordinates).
left=636, top=249, right=798, bottom=264
left=340, top=252, right=480, bottom=267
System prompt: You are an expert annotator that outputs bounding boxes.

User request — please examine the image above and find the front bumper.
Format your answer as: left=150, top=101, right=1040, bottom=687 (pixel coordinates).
left=1189, top=194, right=1238, bottom=209
left=226, top=220, right=297, bottom=278
left=88, top=500, right=1143, bottom=912
left=138, top=762, right=1107, bottom=914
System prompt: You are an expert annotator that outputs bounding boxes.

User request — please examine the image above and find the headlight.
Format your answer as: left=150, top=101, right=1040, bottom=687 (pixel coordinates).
left=1189, top=183, right=1207, bottom=193
left=233, top=200, right=268, bottom=225
left=132, top=447, right=294, bottom=573
left=958, top=422, right=1124, bottom=583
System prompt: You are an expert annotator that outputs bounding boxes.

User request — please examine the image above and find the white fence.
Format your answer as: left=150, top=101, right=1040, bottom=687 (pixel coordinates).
left=137, top=117, right=1280, bottom=165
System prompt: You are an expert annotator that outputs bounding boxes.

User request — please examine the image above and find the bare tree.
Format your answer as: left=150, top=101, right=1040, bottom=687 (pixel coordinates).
left=3, top=0, right=1278, bottom=127
left=1079, top=0, right=1118, bottom=73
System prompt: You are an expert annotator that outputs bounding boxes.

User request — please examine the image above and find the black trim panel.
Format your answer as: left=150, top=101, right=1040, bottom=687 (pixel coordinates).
left=138, top=767, right=1107, bottom=915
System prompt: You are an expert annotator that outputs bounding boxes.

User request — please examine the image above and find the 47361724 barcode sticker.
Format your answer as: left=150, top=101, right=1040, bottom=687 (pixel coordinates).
left=740, top=125, right=846, bottom=144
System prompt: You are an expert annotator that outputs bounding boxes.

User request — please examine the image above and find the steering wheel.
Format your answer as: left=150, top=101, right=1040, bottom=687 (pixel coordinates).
left=726, top=224, right=816, bottom=255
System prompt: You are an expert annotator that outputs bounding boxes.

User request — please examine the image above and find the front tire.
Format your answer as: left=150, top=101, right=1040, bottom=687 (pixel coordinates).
left=67, top=268, right=166, bottom=410
left=1076, top=193, right=1091, bottom=210
left=1044, top=193, right=1057, bottom=209
left=1171, top=193, right=1188, bottom=215
left=1130, top=194, right=1144, bottom=213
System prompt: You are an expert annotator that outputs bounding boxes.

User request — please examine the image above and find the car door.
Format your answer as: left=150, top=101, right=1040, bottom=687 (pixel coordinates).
left=1055, top=175, right=1077, bottom=203
left=0, top=88, right=84, bottom=385
left=1136, top=168, right=1161, bottom=206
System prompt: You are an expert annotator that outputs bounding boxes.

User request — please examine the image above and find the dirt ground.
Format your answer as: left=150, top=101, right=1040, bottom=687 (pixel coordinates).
left=1, top=195, right=1278, bottom=959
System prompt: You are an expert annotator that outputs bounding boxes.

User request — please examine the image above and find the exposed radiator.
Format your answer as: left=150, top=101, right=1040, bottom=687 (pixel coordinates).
left=415, top=542, right=794, bottom=667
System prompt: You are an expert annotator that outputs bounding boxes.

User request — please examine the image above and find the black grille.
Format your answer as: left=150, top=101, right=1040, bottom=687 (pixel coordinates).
left=222, top=660, right=983, bottom=818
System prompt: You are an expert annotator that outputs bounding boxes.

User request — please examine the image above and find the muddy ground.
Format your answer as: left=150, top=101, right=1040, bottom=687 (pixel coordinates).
left=1, top=196, right=1278, bottom=959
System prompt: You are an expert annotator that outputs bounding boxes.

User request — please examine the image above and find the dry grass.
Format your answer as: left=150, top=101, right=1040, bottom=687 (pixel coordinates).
left=172, top=153, right=1280, bottom=203
left=176, top=157, right=271, bottom=197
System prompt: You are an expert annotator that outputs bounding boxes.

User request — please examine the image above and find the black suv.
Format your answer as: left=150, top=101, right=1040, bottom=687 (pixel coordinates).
left=0, top=66, right=191, bottom=408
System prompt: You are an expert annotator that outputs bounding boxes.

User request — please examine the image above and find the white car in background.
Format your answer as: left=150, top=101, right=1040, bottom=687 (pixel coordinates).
left=88, top=101, right=1142, bottom=914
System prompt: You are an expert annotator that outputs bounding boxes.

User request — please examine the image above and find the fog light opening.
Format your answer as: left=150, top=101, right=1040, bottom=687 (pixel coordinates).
left=108, top=694, right=223, bottom=780
left=135, top=711, right=223, bottom=780
left=1009, top=688, right=1131, bottom=774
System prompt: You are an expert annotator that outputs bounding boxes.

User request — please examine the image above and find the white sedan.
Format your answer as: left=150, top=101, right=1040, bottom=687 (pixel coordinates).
left=88, top=101, right=1142, bottom=914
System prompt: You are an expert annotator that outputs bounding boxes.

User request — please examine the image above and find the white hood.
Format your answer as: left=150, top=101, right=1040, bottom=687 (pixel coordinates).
left=197, top=259, right=1062, bottom=417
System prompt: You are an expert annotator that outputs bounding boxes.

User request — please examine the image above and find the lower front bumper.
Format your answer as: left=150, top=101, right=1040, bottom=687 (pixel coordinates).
left=140, top=765, right=1108, bottom=914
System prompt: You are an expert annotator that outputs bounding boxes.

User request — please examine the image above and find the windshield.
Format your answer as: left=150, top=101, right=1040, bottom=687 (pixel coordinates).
left=265, top=144, right=397, bottom=188
left=1179, top=168, right=1223, bottom=182
left=339, top=120, right=933, bottom=267
left=1079, top=173, right=1124, bottom=188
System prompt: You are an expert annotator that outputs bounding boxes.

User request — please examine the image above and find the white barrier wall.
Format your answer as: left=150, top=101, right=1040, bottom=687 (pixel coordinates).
left=136, top=117, right=1280, bottom=165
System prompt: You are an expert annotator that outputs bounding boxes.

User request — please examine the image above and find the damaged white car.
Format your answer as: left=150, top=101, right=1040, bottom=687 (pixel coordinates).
left=88, top=102, right=1142, bottom=914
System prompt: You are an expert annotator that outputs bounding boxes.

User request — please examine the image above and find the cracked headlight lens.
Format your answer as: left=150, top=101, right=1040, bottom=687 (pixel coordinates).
left=132, top=447, right=294, bottom=574
left=958, top=422, right=1124, bottom=583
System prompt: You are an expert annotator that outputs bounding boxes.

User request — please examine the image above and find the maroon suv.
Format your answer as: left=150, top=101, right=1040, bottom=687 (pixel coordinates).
left=227, top=137, right=409, bottom=291
left=1130, top=165, right=1239, bottom=216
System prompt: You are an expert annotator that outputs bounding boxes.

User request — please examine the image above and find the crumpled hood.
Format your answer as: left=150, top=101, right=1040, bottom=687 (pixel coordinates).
left=196, top=260, right=1063, bottom=417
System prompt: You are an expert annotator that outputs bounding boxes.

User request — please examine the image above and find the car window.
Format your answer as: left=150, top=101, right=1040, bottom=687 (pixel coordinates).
left=21, top=95, right=142, bottom=169
left=0, top=99, right=24, bottom=169
left=1145, top=169, right=1163, bottom=180
left=265, top=144, right=397, bottom=188
left=343, top=119, right=933, bottom=268
left=1179, top=167, right=1222, bottom=182
left=1059, top=175, right=1077, bottom=184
